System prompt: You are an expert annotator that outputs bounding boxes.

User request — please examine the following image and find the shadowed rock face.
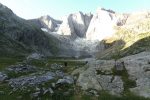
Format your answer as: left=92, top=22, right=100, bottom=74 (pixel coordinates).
left=58, top=12, right=93, bottom=38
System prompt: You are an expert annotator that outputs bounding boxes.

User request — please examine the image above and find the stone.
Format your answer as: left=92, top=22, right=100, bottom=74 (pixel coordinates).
left=31, top=91, right=41, bottom=98
left=88, top=90, right=98, bottom=96
left=119, top=52, right=150, bottom=98
left=56, top=76, right=74, bottom=85
left=55, top=70, right=65, bottom=77
left=51, top=63, right=63, bottom=70
left=51, top=83, right=55, bottom=88
left=0, top=72, right=8, bottom=82
left=48, top=88, right=54, bottom=94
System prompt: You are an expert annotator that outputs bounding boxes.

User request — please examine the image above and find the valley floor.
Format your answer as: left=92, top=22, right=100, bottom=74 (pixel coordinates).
left=0, top=53, right=150, bottom=100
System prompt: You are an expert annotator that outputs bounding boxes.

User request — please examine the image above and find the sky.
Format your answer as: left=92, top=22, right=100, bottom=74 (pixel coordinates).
left=0, top=0, right=150, bottom=19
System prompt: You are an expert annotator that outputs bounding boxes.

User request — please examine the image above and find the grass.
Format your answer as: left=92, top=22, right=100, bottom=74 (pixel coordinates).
left=29, top=58, right=87, bottom=74
left=0, top=56, right=25, bottom=70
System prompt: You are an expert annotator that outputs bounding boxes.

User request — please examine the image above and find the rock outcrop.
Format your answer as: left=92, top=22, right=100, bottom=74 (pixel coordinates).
left=58, top=12, right=93, bottom=38
left=74, top=60, right=124, bottom=95
left=75, top=52, right=150, bottom=98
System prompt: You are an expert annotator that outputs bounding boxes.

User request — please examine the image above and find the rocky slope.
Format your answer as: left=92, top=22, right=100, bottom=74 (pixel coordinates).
left=0, top=3, right=60, bottom=57
left=97, top=11, right=150, bottom=59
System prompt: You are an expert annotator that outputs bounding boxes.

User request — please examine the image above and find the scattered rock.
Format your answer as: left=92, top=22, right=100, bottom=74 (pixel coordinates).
left=6, top=64, right=37, bottom=74
left=55, top=70, right=65, bottom=77
left=9, top=72, right=55, bottom=89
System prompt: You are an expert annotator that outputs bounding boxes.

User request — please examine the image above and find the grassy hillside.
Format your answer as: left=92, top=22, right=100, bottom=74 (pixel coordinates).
left=97, top=28, right=150, bottom=60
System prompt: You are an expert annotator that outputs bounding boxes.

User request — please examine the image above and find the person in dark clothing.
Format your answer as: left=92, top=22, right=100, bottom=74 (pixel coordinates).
left=64, top=62, right=67, bottom=67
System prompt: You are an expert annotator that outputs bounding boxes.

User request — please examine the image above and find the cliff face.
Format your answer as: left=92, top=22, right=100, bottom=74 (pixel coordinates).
left=58, top=12, right=93, bottom=38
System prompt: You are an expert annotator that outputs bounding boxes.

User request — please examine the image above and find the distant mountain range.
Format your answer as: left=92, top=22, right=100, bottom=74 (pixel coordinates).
left=0, top=3, right=150, bottom=59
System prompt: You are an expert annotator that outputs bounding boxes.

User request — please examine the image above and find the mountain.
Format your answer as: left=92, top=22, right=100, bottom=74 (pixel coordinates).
left=86, top=8, right=128, bottom=40
left=1, top=3, right=150, bottom=100
left=97, top=10, right=150, bottom=59
left=58, top=12, right=93, bottom=38
left=0, top=3, right=60, bottom=57
left=29, top=15, right=62, bottom=32
left=1, top=2, right=150, bottom=59
left=0, top=3, right=96, bottom=58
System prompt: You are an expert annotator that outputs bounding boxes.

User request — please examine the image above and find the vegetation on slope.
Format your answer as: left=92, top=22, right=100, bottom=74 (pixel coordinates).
left=97, top=26, right=150, bottom=60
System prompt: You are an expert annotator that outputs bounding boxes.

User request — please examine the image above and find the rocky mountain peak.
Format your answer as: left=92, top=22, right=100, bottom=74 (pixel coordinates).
left=30, top=15, right=62, bottom=32
left=58, top=11, right=93, bottom=38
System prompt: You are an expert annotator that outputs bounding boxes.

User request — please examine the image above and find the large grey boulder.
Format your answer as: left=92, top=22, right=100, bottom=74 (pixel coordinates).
left=118, top=52, right=150, bottom=98
left=58, top=12, right=93, bottom=38
left=76, top=60, right=124, bottom=95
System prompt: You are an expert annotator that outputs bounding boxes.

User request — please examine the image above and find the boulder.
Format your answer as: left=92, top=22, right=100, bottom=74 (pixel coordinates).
left=76, top=60, right=124, bottom=95
left=119, top=52, right=150, bottom=98
left=0, top=72, right=8, bottom=82
left=56, top=76, right=74, bottom=85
